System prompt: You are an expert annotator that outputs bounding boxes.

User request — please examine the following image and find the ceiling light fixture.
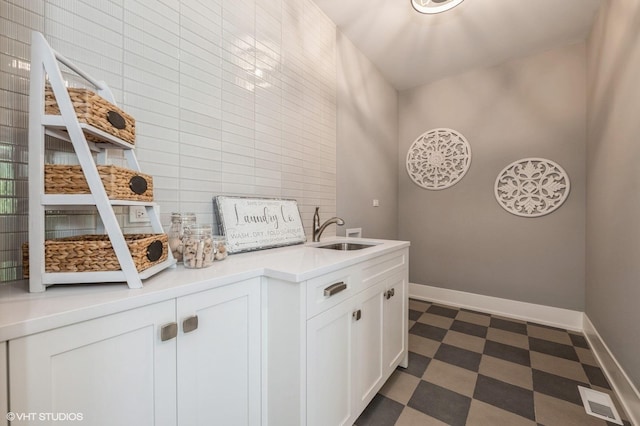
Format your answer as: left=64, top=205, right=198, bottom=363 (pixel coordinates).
left=411, top=0, right=465, bottom=14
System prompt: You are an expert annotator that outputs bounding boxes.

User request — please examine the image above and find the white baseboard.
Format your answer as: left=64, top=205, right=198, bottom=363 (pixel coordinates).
left=583, top=315, right=640, bottom=425
left=409, top=283, right=584, bottom=331
left=409, top=283, right=640, bottom=424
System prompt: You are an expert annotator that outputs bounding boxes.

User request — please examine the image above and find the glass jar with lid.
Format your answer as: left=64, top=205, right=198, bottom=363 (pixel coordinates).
left=213, top=235, right=228, bottom=260
left=167, top=212, right=196, bottom=262
left=183, top=224, right=214, bottom=269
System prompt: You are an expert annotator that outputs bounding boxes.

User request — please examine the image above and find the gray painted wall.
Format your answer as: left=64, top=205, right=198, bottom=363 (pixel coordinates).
left=336, top=32, right=399, bottom=240
left=398, top=44, right=587, bottom=310
left=586, top=0, right=640, bottom=388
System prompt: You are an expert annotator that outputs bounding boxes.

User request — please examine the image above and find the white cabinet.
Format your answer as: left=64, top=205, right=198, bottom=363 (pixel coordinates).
left=1, top=341, right=7, bottom=426
left=8, top=278, right=261, bottom=426
left=306, top=278, right=405, bottom=426
left=266, top=247, right=409, bottom=426
left=9, top=301, right=177, bottom=426
left=383, top=271, right=408, bottom=375
left=177, top=278, right=261, bottom=425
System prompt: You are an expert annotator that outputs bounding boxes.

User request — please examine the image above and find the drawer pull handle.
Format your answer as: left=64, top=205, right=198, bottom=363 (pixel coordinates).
left=160, top=322, right=177, bottom=341
left=183, top=315, right=199, bottom=333
left=324, top=281, right=347, bottom=297
left=385, top=288, right=395, bottom=300
left=353, top=309, right=362, bottom=321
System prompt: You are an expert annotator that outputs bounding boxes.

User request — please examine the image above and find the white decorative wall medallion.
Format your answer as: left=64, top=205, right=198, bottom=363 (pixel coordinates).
left=494, top=158, right=570, bottom=217
left=406, top=128, right=472, bottom=190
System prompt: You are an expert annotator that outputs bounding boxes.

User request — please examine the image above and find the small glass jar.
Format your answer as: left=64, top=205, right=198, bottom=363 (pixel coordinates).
left=167, top=212, right=196, bottom=262
left=213, top=235, right=228, bottom=261
left=183, top=224, right=214, bottom=269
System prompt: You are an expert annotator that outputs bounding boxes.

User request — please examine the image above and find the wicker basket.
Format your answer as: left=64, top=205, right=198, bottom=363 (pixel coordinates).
left=45, top=84, right=136, bottom=144
left=45, top=164, right=153, bottom=201
left=22, top=234, right=168, bottom=278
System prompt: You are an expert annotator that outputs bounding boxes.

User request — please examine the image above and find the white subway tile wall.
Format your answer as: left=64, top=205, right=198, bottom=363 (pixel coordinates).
left=0, top=0, right=337, bottom=284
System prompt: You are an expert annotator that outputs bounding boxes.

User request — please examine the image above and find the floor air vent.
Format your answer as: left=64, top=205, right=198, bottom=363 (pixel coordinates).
left=578, top=385, right=623, bottom=425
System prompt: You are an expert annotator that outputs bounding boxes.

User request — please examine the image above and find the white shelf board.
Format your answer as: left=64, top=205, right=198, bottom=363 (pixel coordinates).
left=41, top=194, right=158, bottom=207
left=41, top=258, right=177, bottom=285
left=42, top=115, right=135, bottom=150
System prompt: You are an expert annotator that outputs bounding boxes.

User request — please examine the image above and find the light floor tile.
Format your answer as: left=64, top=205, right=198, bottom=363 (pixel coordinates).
left=478, top=355, right=533, bottom=390
left=486, top=327, right=529, bottom=349
left=466, top=399, right=537, bottom=426
left=533, top=392, right=608, bottom=426
left=576, top=346, right=599, bottom=366
left=409, top=299, right=431, bottom=312
left=379, top=370, right=421, bottom=405
left=530, top=351, right=589, bottom=383
left=394, top=406, right=449, bottom=426
left=456, top=310, right=491, bottom=327
left=422, top=359, right=478, bottom=398
left=442, top=329, right=486, bottom=354
left=408, top=334, right=440, bottom=358
left=527, top=324, right=573, bottom=345
left=417, top=312, right=454, bottom=330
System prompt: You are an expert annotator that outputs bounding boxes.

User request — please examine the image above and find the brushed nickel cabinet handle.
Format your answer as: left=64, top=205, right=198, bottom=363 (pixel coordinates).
left=182, top=315, right=199, bottom=333
left=324, top=281, right=347, bottom=297
left=160, top=322, right=178, bottom=341
left=352, top=309, right=362, bottom=321
left=385, top=288, right=395, bottom=300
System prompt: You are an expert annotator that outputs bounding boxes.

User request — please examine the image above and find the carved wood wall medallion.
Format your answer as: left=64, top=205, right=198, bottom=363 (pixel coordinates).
left=494, top=158, right=570, bottom=217
left=406, top=128, right=472, bottom=190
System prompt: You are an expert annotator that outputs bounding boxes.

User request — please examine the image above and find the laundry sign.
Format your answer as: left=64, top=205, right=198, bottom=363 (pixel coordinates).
left=213, top=196, right=306, bottom=253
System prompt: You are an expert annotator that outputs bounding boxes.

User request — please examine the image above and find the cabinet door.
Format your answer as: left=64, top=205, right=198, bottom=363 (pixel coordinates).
left=9, top=301, right=177, bottom=426
left=306, top=299, right=354, bottom=426
left=383, top=271, right=408, bottom=373
left=176, top=278, right=261, bottom=426
left=353, top=283, right=384, bottom=411
left=1, top=342, right=7, bottom=426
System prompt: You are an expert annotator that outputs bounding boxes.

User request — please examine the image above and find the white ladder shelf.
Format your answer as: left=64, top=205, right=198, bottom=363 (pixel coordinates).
left=28, top=32, right=175, bottom=292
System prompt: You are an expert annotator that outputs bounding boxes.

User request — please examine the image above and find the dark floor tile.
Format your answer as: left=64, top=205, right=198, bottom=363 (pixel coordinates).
left=410, top=322, right=448, bottom=342
left=532, top=369, right=588, bottom=405
left=355, top=393, right=404, bottom=426
left=427, top=304, right=459, bottom=318
left=403, top=351, right=431, bottom=378
left=529, top=336, right=579, bottom=361
left=434, top=343, right=482, bottom=372
left=450, top=319, right=488, bottom=338
left=583, top=364, right=611, bottom=389
left=569, top=333, right=589, bottom=349
left=527, top=322, right=566, bottom=332
left=484, top=340, right=531, bottom=367
left=490, top=317, right=528, bottom=335
left=473, top=374, right=535, bottom=420
left=461, top=307, right=491, bottom=316
left=407, top=380, right=471, bottom=426
left=408, top=309, right=423, bottom=321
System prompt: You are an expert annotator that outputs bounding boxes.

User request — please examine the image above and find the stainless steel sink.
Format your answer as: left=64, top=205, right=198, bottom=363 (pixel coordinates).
left=315, top=242, right=376, bottom=251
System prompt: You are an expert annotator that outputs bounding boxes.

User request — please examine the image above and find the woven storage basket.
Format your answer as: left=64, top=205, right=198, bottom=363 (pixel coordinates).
left=45, top=164, right=153, bottom=201
left=45, top=84, right=136, bottom=144
left=22, top=234, right=168, bottom=278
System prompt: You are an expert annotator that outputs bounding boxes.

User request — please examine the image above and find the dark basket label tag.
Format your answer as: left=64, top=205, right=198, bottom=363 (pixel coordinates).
left=107, top=110, right=127, bottom=129
left=129, top=175, right=148, bottom=195
left=146, top=240, right=164, bottom=262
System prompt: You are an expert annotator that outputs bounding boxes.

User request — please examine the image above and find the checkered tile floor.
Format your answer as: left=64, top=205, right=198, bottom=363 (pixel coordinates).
left=355, top=299, right=632, bottom=426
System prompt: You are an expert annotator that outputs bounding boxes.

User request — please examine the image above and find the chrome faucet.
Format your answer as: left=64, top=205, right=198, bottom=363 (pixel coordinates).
left=312, top=207, right=345, bottom=242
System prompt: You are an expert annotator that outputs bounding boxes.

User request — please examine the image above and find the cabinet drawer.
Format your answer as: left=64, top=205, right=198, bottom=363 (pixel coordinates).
left=362, top=250, right=407, bottom=287
left=306, top=266, right=361, bottom=319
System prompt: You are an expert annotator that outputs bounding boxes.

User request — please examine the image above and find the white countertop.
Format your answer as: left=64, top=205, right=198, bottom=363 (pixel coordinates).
left=0, top=238, right=409, bottom=341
